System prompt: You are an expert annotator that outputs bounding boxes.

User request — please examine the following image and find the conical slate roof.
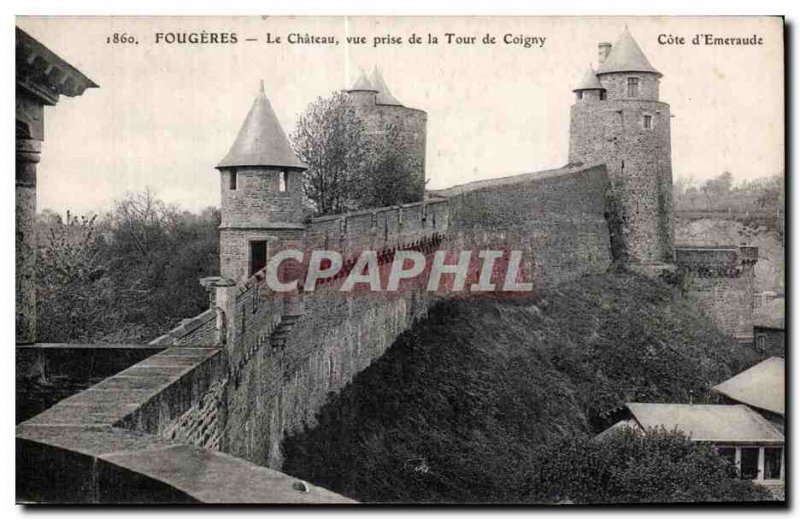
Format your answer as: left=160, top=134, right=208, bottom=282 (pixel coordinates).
left=369, top=67, right=403, bottom=106
left=573, top=65, right=605, bottom=91
left=349, top=70, right=377, bottom=92
left=596, top=27, right=661, bottom=76
left=217, top=82, right=306, bottom=170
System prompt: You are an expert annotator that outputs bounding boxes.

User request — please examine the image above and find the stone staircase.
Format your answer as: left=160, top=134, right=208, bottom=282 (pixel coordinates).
left=269, top=312, right=302, bottom=349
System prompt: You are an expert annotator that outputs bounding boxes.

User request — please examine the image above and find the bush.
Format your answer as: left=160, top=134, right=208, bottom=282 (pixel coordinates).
left=525, top=427, right=772, bottom=504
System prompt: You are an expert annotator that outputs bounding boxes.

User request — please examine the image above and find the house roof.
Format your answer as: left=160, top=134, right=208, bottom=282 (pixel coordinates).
left=596, top=27, right=661, bottom=77
left=712, top=357, right=785, bottom=416
left=369, top=67, right=403, bottom=106
left=217, top=81, right=306, bottom=170
left=626, top=403, right=783, bottom=443
left=573, top=66, right=605, bottom=91
left=349, top=70, right=377, bottom=92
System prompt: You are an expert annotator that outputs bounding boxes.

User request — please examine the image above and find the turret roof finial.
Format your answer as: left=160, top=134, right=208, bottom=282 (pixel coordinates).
left=259, top=79, right=265, bottom=93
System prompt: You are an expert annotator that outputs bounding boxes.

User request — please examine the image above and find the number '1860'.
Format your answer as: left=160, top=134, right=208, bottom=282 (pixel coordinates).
left=106, top=33, right=139, bottom=45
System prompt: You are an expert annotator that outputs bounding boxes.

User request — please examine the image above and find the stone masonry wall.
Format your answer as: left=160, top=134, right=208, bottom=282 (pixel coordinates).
left=677, top=246, right=758, bottom=340
left=443, top=164, right=613, bottom=291
left=220, top=200, right=447, bottom=468
left=220, top=167, right=305, bottom=228
left=569, top=99, right=673, bottom=265
left=162, top=378, right=228, bottom=451
left=220, top=228, right=304, bottom=282
left=596, top=72, right=660, bottom=101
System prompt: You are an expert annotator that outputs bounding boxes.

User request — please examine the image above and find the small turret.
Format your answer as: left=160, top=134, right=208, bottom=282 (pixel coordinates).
left=572, top=65, right=606, bottom=102
left=217, top=81, right=307, bottom=280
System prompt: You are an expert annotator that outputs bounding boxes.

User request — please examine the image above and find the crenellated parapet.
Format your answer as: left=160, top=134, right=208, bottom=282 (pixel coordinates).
left=675, top=245, right=759, bottom=278
left=676, top=245, right=759, bottom=340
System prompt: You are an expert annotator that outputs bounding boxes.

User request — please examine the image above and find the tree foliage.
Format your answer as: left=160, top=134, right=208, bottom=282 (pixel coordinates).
left=359, top=123, right=426, bottom=208
left=525, top=427, right=771, bottom=504
left=36, top=189, right=220, bottom=343
left=291, top=92, right=370, bottom=215
left=291, top=91, right=424, bottom=216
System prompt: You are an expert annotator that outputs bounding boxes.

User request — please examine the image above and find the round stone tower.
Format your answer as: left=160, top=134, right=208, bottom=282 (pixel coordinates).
left=216, top=81, right=307, bottom=281
left=346, top=67, right=427, bottom=202
left=568, top=28, right=673, bottom=266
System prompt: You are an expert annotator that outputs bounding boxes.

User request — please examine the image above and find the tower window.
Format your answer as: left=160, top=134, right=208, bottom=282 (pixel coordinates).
left=627, top=77, right=639, bottom=98
left=229, top=170, right=237, bottom=190
left=577, top=91, right=583, bottom=100
left=279, top=170, right=288, bottom=192
left=644, top=115, right=653, bottom=129
left=600, top=91, right=607, bottom=101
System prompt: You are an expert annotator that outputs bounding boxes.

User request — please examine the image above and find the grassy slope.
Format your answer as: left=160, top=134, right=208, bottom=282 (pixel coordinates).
left=281, top=272, right=762, bottom=503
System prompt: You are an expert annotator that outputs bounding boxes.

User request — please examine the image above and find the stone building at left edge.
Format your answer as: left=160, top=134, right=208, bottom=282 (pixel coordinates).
left=15, top=27, right=98, bottom=345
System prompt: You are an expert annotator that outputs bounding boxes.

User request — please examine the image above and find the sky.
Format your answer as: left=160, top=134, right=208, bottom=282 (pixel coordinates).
left=17, top=16, right=784, bottom=215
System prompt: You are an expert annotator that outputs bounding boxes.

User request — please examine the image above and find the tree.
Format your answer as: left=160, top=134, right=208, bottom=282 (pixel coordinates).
left=36, top=191, right=220, bottom=343
left=357, top=124, right=426, bottom=208
left=292, top=92, right=426, bottom=216
left=292, top=92, right=369, bottom=215
left=525, top=427, right=772, bottom=504
left=701, top=171, right=733, bottom=210
left=108, top=187, right=179, bottom=260
left=36, top=211, right=119, bottom=342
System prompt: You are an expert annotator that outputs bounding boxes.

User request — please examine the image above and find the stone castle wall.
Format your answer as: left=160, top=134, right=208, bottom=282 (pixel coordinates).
left=154, top=163, right=612, bottom=470
left=443, top=163, right=613, bottom=291
left=220, top=167, right=305, bottom=228
left=220, top=199, right=448, bottom=467
left=218, top=165, right=307, bottom=280
left=569, top=99, right=673, bottom=264
left=676, top=245, right=758, bottom=340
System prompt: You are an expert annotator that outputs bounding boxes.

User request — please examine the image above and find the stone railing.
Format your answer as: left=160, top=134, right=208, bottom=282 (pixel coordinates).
left=149, top=308, right=217, bottom=346
left=16, top=345, right=353, bottom=504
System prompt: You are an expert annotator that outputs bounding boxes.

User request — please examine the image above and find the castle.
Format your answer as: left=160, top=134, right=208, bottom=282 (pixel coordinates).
left=16, top=27, right=759, bottom=503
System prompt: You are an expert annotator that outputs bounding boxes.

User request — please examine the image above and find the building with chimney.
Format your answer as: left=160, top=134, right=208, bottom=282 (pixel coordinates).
left=568, top=28, right=758, bottom=341
left=569, top=27, right=674, bottom=267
